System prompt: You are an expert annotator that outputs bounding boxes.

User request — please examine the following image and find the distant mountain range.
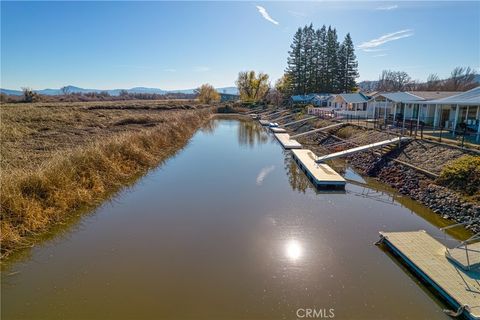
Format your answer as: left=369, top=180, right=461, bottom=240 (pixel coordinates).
left=0, top=85, right=239, bottom=96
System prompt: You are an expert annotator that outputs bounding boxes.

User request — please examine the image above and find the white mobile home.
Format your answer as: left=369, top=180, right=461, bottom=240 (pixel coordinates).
left=422, top=87, right=480, bottom=137
left=333, top=93, right=369, bottom=117
left=368, top=92, right=424, bottom=120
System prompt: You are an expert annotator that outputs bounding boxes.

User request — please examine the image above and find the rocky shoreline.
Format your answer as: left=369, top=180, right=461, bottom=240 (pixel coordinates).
left=280, top=115, right=480, bottom=234
left=346, top=150, right=480, bottom=233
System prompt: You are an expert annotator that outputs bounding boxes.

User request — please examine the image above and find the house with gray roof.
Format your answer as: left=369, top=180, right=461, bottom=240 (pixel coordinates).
left=422, top=87, right=480, bottom=139
left=290, top=93, right=333, bottom=107
left=368, top=92, right=425, bottom=121
left=369, top=91, right=474, bottom=128
left=332, top=93, right=369, bottom=117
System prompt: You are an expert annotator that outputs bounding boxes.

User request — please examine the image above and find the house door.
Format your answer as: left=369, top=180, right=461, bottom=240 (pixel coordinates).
left=440, top=109, right=449, bottom=128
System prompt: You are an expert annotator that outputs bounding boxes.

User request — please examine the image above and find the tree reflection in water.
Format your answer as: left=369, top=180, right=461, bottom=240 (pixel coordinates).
left=283, top=151, right=313, bottom=193
left=200, top=118, right=219, bottom=134
left=237, top=120, right=269, bottom=147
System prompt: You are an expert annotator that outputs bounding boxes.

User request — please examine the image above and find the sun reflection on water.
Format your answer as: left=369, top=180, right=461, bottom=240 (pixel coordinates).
left=285, top=239, right=303, bottom=261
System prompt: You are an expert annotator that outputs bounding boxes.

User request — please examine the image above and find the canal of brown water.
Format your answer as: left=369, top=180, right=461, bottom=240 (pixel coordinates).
left=1, top=118, right=468, bottom=319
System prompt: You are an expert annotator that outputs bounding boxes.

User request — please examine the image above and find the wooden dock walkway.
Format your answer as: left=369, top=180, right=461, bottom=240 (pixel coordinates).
left=379, top=231, right=480, bottom=320
left=291, top=149, right=346, bottom=187
left=290, top=123, right=345, bottom=139
left=273, top=133, right=302, bottom=149
left=259, top=119, right=270, bottom=126
left=315, top=137, right=409, bottom=162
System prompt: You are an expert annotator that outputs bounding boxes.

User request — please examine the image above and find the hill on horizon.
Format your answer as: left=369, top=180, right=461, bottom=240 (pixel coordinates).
left=0, top=85, right=239, bottom=96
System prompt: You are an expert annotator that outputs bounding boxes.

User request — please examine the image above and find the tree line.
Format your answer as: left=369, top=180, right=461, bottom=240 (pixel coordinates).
left=362, top=66, right=478, bottom=92
left=283, top=24, right=359, bottom=95
left=0, top=88, right=196, bottom=103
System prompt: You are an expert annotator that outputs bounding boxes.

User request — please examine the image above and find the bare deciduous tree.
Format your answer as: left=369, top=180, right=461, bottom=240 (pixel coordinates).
left=265, top=89, right=284, bottom=106
left=444, top=66, right=477, bottom=91
left=376, top=70, right=413, bottom=92
left=196, top=83, right=220, bottom=104
left=21, top=87, right=38, bottom=102
left=61, top=86, right=71, bottom=95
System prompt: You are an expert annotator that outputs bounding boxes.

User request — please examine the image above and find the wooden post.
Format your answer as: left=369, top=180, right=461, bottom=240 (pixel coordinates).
left=393, top=102, right=397, bottom=123
left=477, top=106, right=480, bottom=143
left=453, top=104, right=460, bottom=136
left=416, top=104, right=421, bottom=137
left=384, top=100, right=387, bottom=122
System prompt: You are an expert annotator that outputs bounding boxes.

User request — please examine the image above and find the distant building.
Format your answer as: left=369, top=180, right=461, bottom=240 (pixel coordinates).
left=290, top=93, right=334, bottom=107
left=219, top=93, right=239, bottom=102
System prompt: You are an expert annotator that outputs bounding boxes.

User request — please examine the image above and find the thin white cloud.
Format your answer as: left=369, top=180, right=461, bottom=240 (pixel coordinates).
left=376, top=4, right=398, bottom=10
left=362, top=48, right=389, bottom=53
left=358, top=29, right=414, bottom=50
left=193, top=66, right=210, bottom=72
left=256, top=165, right=275, bottom=185
left=256, top=5, right=279, bottom=25
left=288, top=10, right=307, bottom=18
left=372, top=54, right=388, bottom=57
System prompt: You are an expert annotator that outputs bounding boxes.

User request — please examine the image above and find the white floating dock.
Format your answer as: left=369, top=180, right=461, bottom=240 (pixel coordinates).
left=291, top=149, right=346, bottom=187
left=379, top=231, right=480, bottom=320
left=270, top=127, right=287, bottom=133
left=315, top=137, right=409, bottom=162
left=273, top=133, right=302, bottom=149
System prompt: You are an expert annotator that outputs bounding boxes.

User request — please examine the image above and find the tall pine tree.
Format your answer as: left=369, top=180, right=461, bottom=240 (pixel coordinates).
left=286, top=28, right=303, bottom=95
left=338, top=33, right=359, bottom=92
left=315, top=26, right=327, bottom=92
left=285, top=24, right=358, bottom=95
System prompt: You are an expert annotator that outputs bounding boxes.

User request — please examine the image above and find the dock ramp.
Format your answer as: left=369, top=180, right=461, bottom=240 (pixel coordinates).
left=447, top=242, right=480, bottom=270
left=270, top=127, right=287, bottom=133
left=290, top=123, right=345, bottom=139
left=271, top=113, right=295, bottom=122
left=283, top=116, right=317, bottom=127
left=379, top=231, right=480, bottom=320
left=315, top=137, right=409, bottom=162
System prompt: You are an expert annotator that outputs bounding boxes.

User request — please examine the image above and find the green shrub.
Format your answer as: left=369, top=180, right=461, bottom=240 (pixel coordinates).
left=437, top=155, right=480, bottom=196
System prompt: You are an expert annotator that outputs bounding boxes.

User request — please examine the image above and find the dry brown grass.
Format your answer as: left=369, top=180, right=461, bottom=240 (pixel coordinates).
left=1, top=100, right=212, bottom=257
left=334, top=125, right=363, bottom=139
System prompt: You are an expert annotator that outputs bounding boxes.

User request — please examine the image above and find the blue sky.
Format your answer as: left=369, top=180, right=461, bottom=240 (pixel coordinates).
left=1, top=1, right=479, bottom=90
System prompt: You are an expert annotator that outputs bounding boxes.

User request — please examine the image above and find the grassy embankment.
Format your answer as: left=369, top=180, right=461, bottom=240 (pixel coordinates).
left=438, top=155, right=480, bottom=202
left=1, top=100, right=212, bottom=257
